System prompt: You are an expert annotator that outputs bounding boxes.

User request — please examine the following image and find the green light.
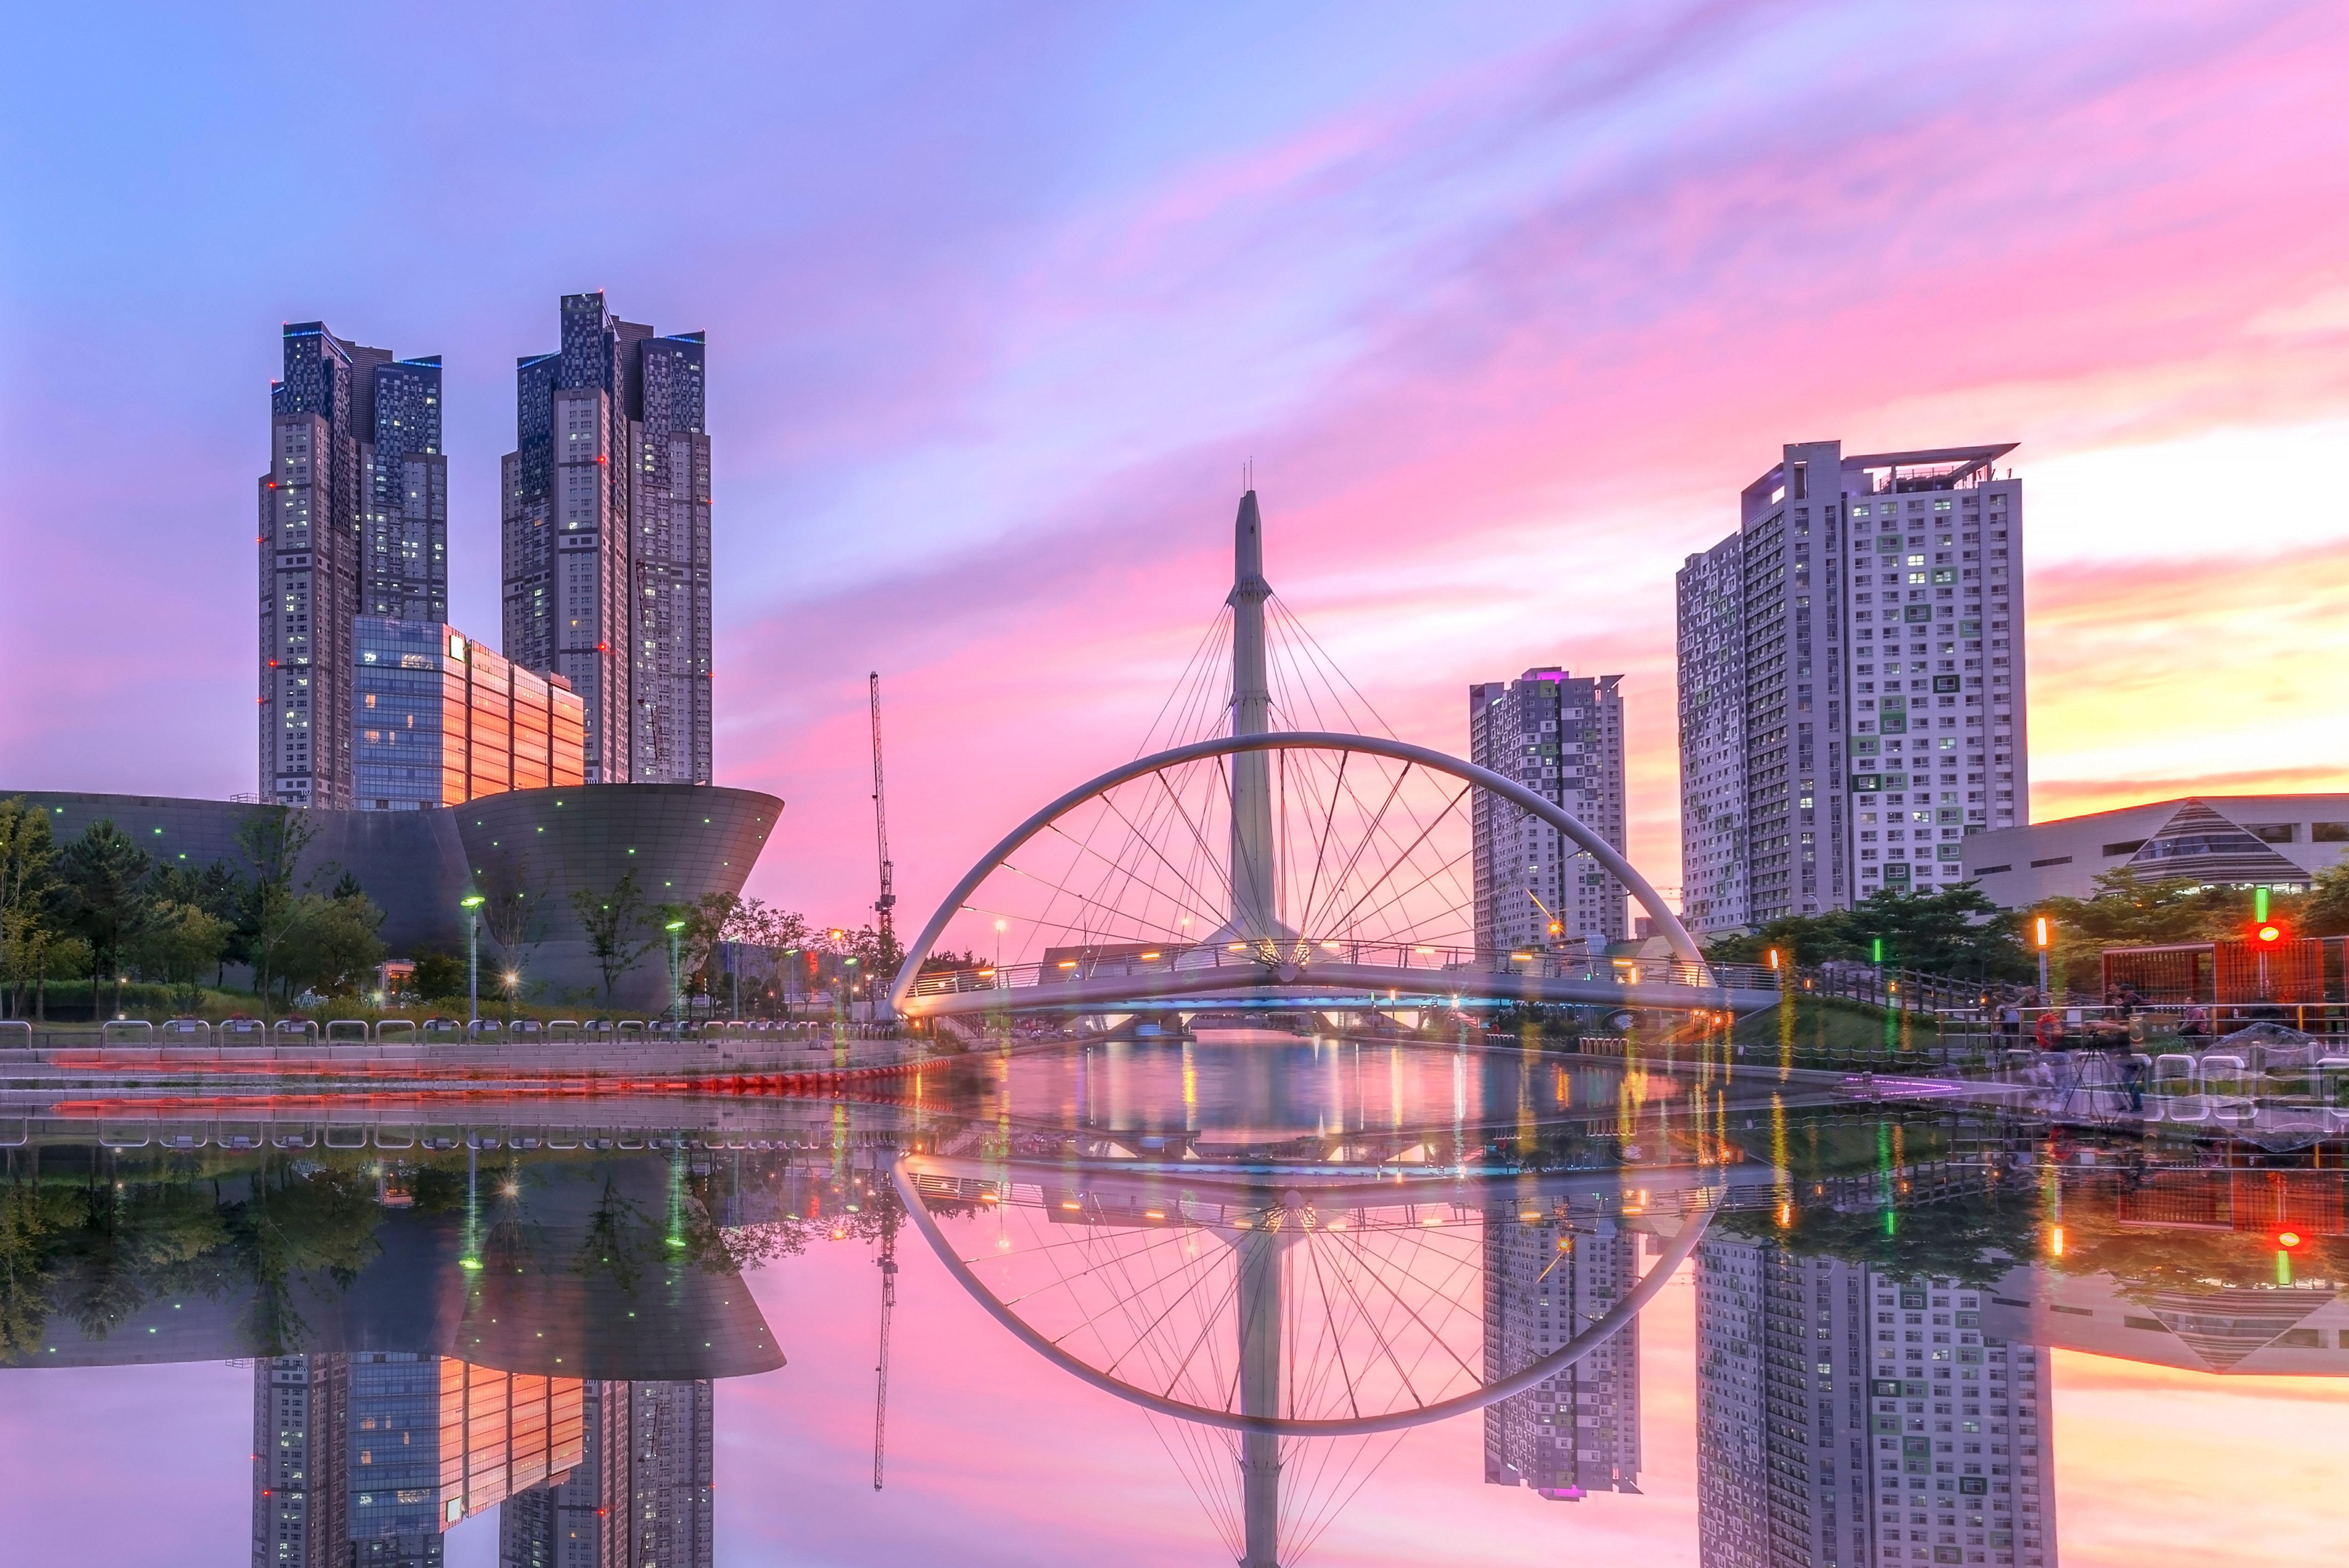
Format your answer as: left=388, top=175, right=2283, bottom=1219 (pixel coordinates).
left=666, top=1237, right=686, bottom=1249
left=1871, top=936, right=1883, bottom=964
left=2256, top=887, right=2270, bottom=923
left=461, top=894, right=485, bottom=909
left=459, top=1258, right=483, bottom=1271
left=665, top=920, right=685, bottom=931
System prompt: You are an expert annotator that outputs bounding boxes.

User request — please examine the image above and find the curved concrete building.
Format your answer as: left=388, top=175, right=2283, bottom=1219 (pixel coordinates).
left=15, top=784, right=780, bottom=1011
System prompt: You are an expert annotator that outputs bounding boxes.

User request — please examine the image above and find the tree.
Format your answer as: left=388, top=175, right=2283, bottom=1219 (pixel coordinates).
left=714, top=899, right=812, bottom=1015
left=278, top=891, right=385, bottom=1000
left=1841, top=885, right=2029, bottom=979
left=2298, top=860, right=2349, bottom=938
left=233, top=809, right=319, bottom=1019
left=407, top=948, right=466, bottom=1004
left=0, top=799, right=60, bottom=1020
left=129, top=901, right=233, bottom=1013
left=2030, top=866, right=2269, bottom=993
left=1704, top=885, right=2029, bottom=981
left=477, top=857, right=552, bottom=1001
left=723, top=897, right=809, bottom=953
left=571, top=870, right=657, bottom=1005
left=10, top=932, right=90, bottom=1023
left=56, top=820, right=154, bottom=1019
left=149, top=858, right=245, bottom=988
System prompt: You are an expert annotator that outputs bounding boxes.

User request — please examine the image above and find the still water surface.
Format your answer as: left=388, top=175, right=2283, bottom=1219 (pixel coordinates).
left=1, top=1038, right=2343, bottom=1566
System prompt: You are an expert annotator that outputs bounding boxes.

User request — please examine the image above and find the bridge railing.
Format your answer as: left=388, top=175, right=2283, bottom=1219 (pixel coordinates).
left=909, top=940, right=1777, bottom=999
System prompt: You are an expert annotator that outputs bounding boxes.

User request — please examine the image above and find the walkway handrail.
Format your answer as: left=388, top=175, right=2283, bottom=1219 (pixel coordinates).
left=910, top=941, right=1772, bottom=999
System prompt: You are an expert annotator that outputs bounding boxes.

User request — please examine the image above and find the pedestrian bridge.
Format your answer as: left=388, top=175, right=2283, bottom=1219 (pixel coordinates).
left=888, top=492, right=1779, bottom=1026
left=900, top=936, right=1781, bottom=1018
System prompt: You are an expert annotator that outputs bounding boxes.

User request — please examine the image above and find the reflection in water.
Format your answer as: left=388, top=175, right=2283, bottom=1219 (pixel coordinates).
left=1694, top=1246, right=2054, bottom=1568
left=254, top=1354, right=713, bottom=1567
left=1484, top=1213, right=1641, bottom=1500
left=0, top=1039, right=2345, bottom=1563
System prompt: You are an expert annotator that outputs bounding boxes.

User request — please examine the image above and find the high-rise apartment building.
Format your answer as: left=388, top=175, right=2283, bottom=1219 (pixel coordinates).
left=1676, top=443, right=2026, bottom=932
left=1470, top=669, right=1628, bottom=952
left=1695, top=1241, right=2055, bottom=1568
left=503, top=293, right=710, bottom=787
left=362, top=356, right=449, bottom=623
left=261, top=324, right=448, bottom=809
left=1483, top=1215, right=1641, bottom=1500
left=499, top=1380, right=715, bottom=1568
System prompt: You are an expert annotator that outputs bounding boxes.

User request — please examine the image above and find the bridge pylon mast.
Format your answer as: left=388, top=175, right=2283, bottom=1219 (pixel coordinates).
left=1227, top=491, right=1278, bottom=941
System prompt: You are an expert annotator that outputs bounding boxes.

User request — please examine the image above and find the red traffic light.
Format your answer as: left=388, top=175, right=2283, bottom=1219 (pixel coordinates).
left=2277, top=1230, right=2304, bottom=1250
left=2256, top=923, right=2286, bottom=944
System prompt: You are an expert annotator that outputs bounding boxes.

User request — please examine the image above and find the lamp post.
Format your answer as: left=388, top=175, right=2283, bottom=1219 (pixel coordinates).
left=666, top=918, right=687, bottom=1025
left=995, top=918, right=1007, bottom=987
left=2033, top=915, right=2051, bottom=1002
left=461, top=894, right=486, bottom=1025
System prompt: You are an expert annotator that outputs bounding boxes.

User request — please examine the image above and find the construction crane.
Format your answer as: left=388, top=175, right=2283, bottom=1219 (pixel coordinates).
left=872, top=1179, right=899, bottom=1490
left=868, top=672, right=896, bottom=954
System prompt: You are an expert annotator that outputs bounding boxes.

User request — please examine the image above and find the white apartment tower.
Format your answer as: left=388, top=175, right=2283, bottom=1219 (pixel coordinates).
left=1676, top=443, right=2027, bottom=932
left=1696, top=1241, right=2055, bottom=1568
left=1470, top=669, right=1629, bottom=953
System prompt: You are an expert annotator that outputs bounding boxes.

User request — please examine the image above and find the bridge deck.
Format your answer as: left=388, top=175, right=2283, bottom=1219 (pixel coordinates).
left=902, top=942, right=1782, bottom=1018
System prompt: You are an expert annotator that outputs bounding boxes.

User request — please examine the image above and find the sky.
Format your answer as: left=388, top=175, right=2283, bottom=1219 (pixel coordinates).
left=5, top=0, right=2349, bottom=929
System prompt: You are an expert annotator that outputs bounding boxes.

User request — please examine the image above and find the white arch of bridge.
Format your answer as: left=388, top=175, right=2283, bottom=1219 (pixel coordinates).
left=887, top=729, right=1707, bottom=1016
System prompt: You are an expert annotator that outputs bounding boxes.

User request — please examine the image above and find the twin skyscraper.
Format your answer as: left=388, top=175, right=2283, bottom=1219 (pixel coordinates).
left=258, top=292, right=712, bottom=810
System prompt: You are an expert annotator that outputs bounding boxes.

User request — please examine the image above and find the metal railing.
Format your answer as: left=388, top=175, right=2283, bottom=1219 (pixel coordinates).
left=909, top=939, right=1774, bottom=999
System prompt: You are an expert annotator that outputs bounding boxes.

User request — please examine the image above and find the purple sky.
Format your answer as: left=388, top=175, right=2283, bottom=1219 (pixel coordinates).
left=6, top=2, right=2349, bottom=926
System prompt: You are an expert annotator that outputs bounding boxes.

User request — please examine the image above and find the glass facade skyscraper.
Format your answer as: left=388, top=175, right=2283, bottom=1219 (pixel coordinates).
left=354, top=618, right=586, bottom=809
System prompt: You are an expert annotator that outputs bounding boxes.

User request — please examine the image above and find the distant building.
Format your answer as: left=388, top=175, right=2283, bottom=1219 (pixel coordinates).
left=354, top=619, right=586, bottom=810
left=1676, top=536, right=1746, bottom=932
left=499, top=1380, right=714, bottom=1568
left=1676, top=443, right=2027, bottom=931
left=1469, top=668, right=1628, bottom=953
left=1960, top=794, right=2349, bottom=908
left=1695, top=1241, right=2054, bottom=1568
left=502, top=292, right=711, bottom=786
left=1482, top=1215, right=1641, bottom=1499
left=262, top=324, right=446, bottom=809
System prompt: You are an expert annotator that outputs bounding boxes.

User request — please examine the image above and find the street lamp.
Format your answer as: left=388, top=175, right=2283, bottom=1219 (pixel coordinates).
left=995, top=917, right=1007, bottom=983
left=666, top=918, right=687, bottom=1024
left=460, top=894, right=486, bottom=1024
left=2033, top=914, right=2051, bottom=1001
